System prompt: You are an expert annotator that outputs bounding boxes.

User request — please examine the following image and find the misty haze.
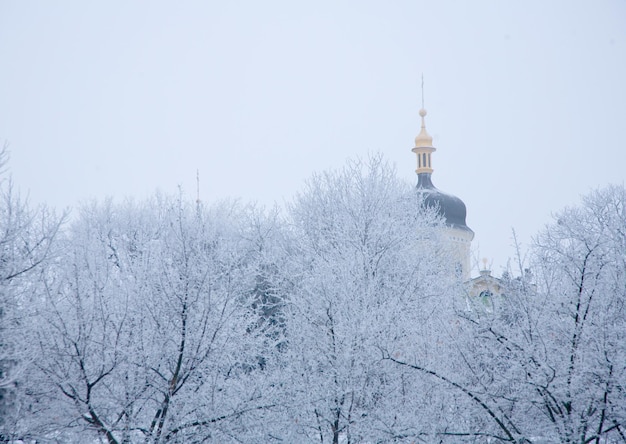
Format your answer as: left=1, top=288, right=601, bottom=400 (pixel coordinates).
left=1, top=1, right=625, bottom=443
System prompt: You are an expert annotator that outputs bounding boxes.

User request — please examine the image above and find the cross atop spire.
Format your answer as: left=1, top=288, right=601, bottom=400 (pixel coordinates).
left=421, top=73, right=425, bottom=110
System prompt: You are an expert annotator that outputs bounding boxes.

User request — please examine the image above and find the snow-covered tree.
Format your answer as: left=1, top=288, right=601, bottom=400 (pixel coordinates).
left=8, top=150, right=624, bottom=443
left=524, top=184, right=626, bottom=442
left=0, top=145, right=64, bottom=441
left=21, top=195, right=281, bottom=443
left=274, top=155, right=459, bottom=442
left=444, top=184, right=626, bottom=442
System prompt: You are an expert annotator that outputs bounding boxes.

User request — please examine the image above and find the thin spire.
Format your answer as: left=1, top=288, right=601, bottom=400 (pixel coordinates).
left=195, top=169, right=202, bottom=217
left=196, top=169, right=201, bottom=205
left=421, top=73, right=424, bottom=110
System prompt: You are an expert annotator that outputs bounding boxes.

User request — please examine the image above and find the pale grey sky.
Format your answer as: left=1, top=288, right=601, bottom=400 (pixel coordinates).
left=1, top=1, right=625, bottom=274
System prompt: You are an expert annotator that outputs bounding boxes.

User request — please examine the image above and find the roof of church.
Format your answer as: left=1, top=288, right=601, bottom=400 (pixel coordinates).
left=417, top=173, right=474, bottom=233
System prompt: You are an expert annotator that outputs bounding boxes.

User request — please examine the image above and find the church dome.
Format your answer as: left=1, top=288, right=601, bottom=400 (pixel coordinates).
left=417, top=173, right=473, bottom=234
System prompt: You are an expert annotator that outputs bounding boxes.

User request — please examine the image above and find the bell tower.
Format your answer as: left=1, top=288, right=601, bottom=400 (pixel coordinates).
left=411, top=89, right=474, bottom=279
left=412, top=108, right=435, bottom=175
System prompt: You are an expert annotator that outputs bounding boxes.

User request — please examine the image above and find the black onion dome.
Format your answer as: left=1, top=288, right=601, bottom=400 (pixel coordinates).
left=417, top=173, right=473, bottom=234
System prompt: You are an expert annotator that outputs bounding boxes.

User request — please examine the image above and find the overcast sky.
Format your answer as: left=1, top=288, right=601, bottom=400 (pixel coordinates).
left=1, top=1, right=625, bottom=274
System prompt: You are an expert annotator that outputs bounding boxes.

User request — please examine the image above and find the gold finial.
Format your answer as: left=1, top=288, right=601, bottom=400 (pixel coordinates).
left=479, top=258, right=492, bottom=277
left=414, top=108, right=433, bottom=148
